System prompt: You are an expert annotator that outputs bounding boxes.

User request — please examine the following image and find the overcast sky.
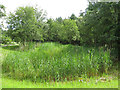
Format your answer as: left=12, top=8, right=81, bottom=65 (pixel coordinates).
left=0, top=0, right=89, bottom=19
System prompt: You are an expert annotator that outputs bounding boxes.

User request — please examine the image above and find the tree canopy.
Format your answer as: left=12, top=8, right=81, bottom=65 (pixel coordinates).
left=7, top=6, right=46, bottom=45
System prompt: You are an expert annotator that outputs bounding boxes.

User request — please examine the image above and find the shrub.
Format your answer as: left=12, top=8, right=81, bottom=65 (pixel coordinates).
left=2, top=36, right=12, bottom=44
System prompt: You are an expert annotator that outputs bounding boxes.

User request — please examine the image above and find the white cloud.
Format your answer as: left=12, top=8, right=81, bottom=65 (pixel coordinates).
left=0, top=0, right=89, bottom=19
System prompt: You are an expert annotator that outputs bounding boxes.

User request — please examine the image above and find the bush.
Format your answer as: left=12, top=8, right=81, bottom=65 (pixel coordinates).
left=2, top=35, right=12, bottom=44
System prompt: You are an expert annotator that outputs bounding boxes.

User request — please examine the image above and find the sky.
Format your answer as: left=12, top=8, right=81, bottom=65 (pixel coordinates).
left=0, top=0, right=89, bottom=19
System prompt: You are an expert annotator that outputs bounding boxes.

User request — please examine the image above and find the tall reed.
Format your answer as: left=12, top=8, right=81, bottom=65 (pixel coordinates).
left=2, top=42, right=112, bottom=82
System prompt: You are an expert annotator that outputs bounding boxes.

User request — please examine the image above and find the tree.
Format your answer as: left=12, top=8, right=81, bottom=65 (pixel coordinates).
left=56, top=17, right=63, bottom=24
left=45, top=18, right=54, bottom=41
left=78, top=2, right=120, bottom=47
left=0, top=5, right=6, bottom=18
left=45, top=18, right=80, bottom=44
left=33, top=7, right=47, bottom=42
left=45, top=18, right=64, bottom=42
left=0, top=5, right=6, bottom=43
left=59, top=19, right=79, bottom=44
left=69, top=13, right=77, bottom=20
left=76, top=2, right=120, bottom=62
left=50, top=20, right=64, bottom=42
left=7, top=6, right=46, bottom=45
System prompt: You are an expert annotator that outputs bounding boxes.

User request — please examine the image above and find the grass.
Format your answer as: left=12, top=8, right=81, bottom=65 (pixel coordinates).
left=2, top=77, right=118, bottom=88
left=1, top=42, right=113, bottom=82
left=1, top=42, right=118, bottom=88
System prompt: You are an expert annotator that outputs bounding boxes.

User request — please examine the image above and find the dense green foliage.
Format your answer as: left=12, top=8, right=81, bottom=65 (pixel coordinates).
left=0, top=4, right=5, bottom=18
left=1, top=30, right=12, bottom=44
left=45, top=19, right=79, bottom=44
left=5, top=2, right=120, bottom=48
left=41, top=2, right=119, bottom=48
left=6, top=6, right=46, bottom=45
left=3, top=2, right=119, bottom=60
left=2, top=42, right=112, bottom=82
left=1, top=35, right=12, bottom=44
left=0, top=4, right=6, bottom=43
left=7, top=6, right=37, bottom=44
left=1, top=2, right=119, bottom=85
left=84, top=2, right=119, bottom=47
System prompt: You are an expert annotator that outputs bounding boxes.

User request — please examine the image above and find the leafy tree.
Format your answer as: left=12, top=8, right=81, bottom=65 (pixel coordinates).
left=7, top=6, right=46, bottom=45
left=45, top=18, right=80, bottom=44
left=78, top=2, right=120, bottom=47
left=2, top=33, right=12, bottom=44
left=45, top=18, right=64, bottom=42
left=50, top=20, right=64, bottom=42
left=59, top=19, right=79, bottom=44
left=0, top=5, right=6, bottom=44
left=56, top=17, right=63, bottom=24
left=77, top=2, right=120, bottom=62
left=45, top=18, right=54, bottom=41
left=69, top=13, right=77, bottom=20
left=33, top=7, right=47, bottom=42
left=0, top=4, right=6, bottom=18
left=42, top=23, right=49, bottom=41
left=34, top=7, right=47, bottom=22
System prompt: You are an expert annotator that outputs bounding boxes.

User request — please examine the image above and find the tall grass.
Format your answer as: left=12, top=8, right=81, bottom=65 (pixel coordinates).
left=2, top=42, right=112, bottom=82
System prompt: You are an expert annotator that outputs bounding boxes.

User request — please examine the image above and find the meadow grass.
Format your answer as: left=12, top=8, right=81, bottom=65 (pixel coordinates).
left=2, top=77, right=118, bottom=88
left=2, top=42, right=113, bottom=82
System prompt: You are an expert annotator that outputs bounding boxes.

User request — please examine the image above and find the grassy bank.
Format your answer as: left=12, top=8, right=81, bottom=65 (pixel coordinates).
left=2, top=77, right=118, bottom=88
left=1, top=42, right=113, bottom=82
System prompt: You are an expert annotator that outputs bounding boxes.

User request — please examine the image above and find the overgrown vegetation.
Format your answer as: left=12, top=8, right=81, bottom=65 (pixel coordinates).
left=2, top=42, right=113, bottom=82
left=0, top=0, right=119, bottom=88
left=1, top=2, right=119, bottom=62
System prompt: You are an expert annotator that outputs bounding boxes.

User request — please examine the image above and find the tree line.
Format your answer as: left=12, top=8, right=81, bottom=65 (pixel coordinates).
left=0, top=2, right=119, bottom=61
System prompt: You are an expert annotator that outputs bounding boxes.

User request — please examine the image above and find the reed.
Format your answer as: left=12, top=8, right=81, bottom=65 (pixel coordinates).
left=2, top=42, right=112, bottom=82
